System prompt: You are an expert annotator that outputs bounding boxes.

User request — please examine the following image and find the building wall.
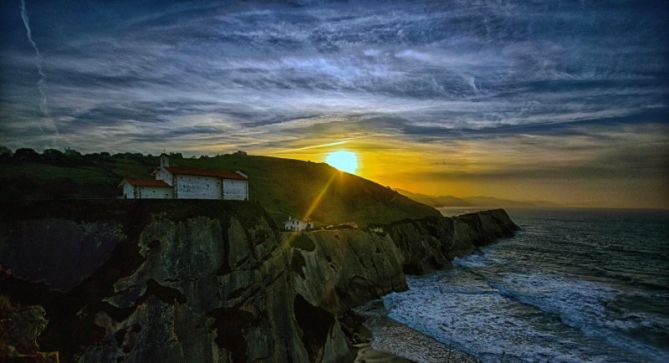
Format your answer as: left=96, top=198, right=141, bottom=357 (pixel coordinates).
left=174, top=175, right=222, bottom=199
left=155, top=169, right=173, bottom=186
left=223, top=179, right=248, bottom=200
left=137, top=186, right=173, bottom=199
left=122, top=183, right=136, bottom=199
left=284, top=219, right=313, bottom=231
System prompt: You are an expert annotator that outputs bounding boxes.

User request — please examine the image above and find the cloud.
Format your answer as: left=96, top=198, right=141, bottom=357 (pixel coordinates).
left=3, top=1, right=666, bottom=136
left=0, top=0, right=667, bottom=206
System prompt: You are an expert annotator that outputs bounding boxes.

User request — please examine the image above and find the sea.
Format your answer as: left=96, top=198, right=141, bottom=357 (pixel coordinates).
left=382, top=208, right=669, bottom=363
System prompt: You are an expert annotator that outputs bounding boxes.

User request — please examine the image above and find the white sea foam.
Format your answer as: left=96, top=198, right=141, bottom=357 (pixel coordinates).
left=452, top=253, right=490, bottom=268
left=495, top=272, right=669, bottom=362
left=495, top=272, right=616, bottom=327
left=384, top=270, right=666, bottom=362
left=384, top=210, right=669, bottom=362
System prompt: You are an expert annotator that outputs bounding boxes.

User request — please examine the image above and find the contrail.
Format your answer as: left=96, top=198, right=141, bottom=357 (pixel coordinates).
left=20, top=0, right=59, bottom=137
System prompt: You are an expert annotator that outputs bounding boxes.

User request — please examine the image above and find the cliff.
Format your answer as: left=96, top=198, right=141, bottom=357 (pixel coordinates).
left=385, top=209, right=520, bottom=274
left=0, top=200, right=518, bottom=362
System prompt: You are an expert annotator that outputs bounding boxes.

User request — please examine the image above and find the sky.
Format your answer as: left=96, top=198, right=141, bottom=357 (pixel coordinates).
left=0, top=0, right=668, bottom=208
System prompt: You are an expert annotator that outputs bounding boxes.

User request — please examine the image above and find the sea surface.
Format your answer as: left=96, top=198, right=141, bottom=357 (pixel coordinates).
left=383, top=208, right=669, bottom=362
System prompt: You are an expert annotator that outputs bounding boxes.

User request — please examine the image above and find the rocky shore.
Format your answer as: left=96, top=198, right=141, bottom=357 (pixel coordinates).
left=0, top=200, right=518, bottom=362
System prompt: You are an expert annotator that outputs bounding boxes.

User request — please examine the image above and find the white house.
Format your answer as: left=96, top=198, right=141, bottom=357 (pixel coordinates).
left=120, top=154, right=249, bottom=200
left=284, top=216, right=314, bottom=231
left=119, top=179, right=173, bottom=199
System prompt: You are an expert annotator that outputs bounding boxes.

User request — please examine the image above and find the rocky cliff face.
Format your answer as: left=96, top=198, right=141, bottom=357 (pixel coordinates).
left=0, top=201, right=517, bottom=362
left=385, top=209, right=520, bottom=274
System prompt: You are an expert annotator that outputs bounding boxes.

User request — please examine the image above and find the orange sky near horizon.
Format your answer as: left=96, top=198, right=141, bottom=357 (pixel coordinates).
left=257, top=134, right=669, bottom=210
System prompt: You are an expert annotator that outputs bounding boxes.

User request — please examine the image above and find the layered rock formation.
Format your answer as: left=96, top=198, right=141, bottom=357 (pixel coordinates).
left=0, top=200, right=517, bottom=362
left=385, top=209, right=520, bottom=274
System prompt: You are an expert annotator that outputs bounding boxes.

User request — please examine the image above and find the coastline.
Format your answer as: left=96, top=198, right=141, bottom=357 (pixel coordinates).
left=345, top=207, right=519, bottom=363
left=0, top=201, right=518, bottom=362
left=351, top=300, right=479, bottom=363
left=373, top=209, right=669, bottom=362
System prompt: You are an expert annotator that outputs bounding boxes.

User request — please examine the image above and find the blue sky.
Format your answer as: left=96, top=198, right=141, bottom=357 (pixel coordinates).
left=0, top=0, right=667, bottom=207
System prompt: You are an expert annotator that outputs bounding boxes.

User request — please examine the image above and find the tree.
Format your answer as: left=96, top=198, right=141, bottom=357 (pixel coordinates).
left=64, top=148, right=83, bottom=158
left=13, top=148, right=39, bottom=161
left=0, top=146, right=11, bottom=162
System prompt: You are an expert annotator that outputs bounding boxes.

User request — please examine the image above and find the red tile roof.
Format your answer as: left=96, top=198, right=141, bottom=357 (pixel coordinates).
left=120, top=179, right=172, bottom=188
left=164, top=167, right=247, bottom=180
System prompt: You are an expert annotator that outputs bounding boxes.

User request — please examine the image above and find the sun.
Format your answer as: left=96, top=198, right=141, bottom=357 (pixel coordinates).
left=325, top=151, right=358, bottom=174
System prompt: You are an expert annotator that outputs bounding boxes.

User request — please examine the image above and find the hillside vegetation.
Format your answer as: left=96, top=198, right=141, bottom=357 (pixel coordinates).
left=0, top=149, right=439, bottom=226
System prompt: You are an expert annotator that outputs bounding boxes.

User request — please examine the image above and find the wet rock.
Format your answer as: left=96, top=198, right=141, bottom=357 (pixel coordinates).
left=0, top=219, right=124, bottom=291
left=0, top=296, right=59, bottom=362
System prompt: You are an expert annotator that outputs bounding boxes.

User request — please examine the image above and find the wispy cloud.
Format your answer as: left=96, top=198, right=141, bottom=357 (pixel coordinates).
left=0, top=0, right=667, bottom=206
left=17, top=0, right=59, bottom=138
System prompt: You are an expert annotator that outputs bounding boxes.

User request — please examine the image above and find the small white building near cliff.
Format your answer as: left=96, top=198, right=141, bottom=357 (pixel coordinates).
left=284, top=217, right=313, bottom=231
left=120, top=154, right=249, bottom=200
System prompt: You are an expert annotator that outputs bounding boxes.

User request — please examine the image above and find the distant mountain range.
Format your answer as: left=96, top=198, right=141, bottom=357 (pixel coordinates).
left=397, top=189, right=561, bottom=208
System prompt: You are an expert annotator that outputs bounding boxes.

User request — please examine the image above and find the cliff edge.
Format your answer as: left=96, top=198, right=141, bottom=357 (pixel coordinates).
left=0, top=200, right=518, bottom=362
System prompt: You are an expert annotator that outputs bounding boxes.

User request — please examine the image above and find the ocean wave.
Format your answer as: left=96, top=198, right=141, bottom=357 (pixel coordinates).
left=385, top=269, right=669, bottom=362
left=591, top=266, right=669, bottom=290
left=453, top=252, right=491, bottom=268
left=494, top=272, right=615, bottom=321
left=384, top=209, right=669, bottom=362
left=384, top=277, right=613, bottom=362
left=495, top=272, right=669, bottom=362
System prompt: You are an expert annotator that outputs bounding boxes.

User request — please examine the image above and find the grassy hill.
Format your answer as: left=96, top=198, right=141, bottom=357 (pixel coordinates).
left=0, top=150, right=439, bottom=226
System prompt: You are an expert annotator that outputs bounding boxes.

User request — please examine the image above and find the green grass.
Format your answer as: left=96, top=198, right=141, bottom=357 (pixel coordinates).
left=0, top=153, right=440, bottom=226
left=0, top=163, right=112, bottom=183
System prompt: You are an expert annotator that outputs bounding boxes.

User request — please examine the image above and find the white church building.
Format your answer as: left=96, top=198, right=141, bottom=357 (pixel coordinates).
left=119, top=154, right=249, bottom=200
left=284, top=217, right=314, bottom=231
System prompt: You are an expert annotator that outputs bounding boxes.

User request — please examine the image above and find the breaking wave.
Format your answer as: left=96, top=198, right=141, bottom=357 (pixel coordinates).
left=384, top=209, right=669, bottom=362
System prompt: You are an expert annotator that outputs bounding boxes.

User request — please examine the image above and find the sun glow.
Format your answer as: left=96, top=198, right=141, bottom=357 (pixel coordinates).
left=325, top=151, right=358, bottom=174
